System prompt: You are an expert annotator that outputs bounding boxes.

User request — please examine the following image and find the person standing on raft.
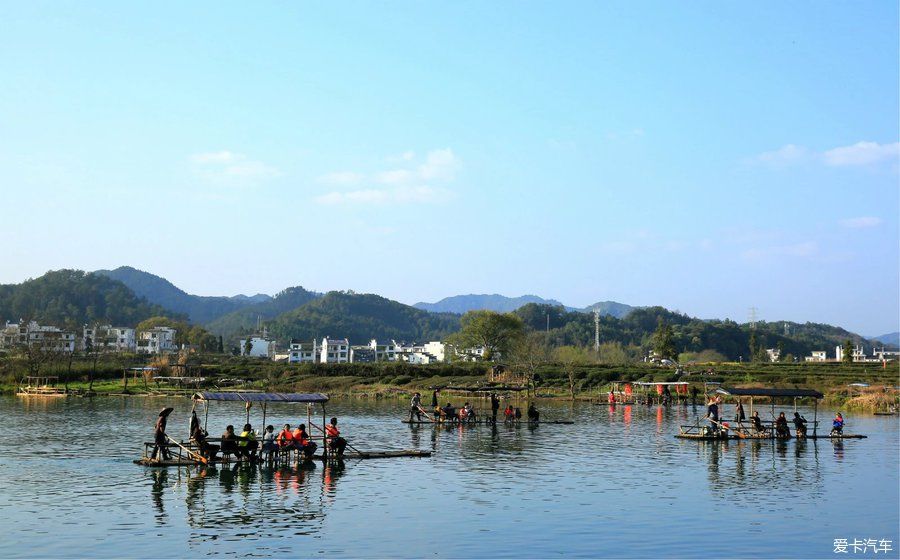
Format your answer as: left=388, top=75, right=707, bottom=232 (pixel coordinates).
left=527, top=403, right=540, bottom=422
left=151, top=407, right=173, bottom=461
left=706, top=398, right=720, bottom=432
left=409, top=392, right=423, bottom=422
left=490, top=393, right=500, bottom=424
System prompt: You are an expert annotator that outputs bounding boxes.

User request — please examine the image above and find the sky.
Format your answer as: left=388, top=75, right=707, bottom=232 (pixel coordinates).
left=0, top=2, right=898, bottom=335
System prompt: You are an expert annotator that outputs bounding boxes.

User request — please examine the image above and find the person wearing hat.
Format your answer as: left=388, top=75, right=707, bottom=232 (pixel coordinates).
left=151, top=408, right=173, bottom=461
left=409, top=392, right=423, bottom=422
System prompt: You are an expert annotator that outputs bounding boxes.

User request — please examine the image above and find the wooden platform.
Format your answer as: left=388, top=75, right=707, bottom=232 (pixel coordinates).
left=402, top=419, right=574, bottom=425
left=134, top=449, right=430, bottom=467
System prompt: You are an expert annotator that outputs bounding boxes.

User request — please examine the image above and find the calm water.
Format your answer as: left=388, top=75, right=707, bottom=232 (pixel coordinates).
left=0, top=395, right=897, bottom=558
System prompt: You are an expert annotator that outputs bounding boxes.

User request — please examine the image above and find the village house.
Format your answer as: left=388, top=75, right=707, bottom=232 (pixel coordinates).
left=83, top=324, right=136, bottom=353
left=136, top=327, right=177, bottom=355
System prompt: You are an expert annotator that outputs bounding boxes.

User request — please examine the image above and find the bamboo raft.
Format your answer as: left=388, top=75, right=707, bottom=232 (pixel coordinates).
left=402, top=419, right=574, bottom=425
left=675, top=433, right=867, bottom=441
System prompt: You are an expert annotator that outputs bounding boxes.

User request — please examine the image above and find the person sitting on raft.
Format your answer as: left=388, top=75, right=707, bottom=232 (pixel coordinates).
left=192, top=423, right=219, bottom=461
left=325, top=417, right=347, bottom=456
left=514, top=407, right=522, bottom=421
left=527, top=403, right=540, bottom=422
left=792, top=413, right=808, bottom=438
left=260, top=425, right=277, bottom=459
left=608, top=391, right=616, bottom=405
left=238, top=423, right=259, bottom=461
left=221, top=425, right=242, bottom=459
left=458, top=405, right=468, bottom=422
left=464, top=402, right=476, bottom=422
left=831, top=413, right=844, bottom=436
left=441, top=402, right=457, bottom=423
left=277, top=424, right=295, bottom=450
left=293, top=424, right=317, bottom=459
left=774, top=412, right=791, bottom=439
left=750, top=411, right=764, bottom=434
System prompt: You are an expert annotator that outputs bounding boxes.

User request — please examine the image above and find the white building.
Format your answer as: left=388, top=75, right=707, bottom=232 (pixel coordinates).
left=137, top=327, right=177, bottom=354
left=288, top=339, right=318, bottom=363
left=350, top=346, right=376, bottom=363
left=369, top=339, right=398, bottom=361
left=83, top=325, right=136, bottom=353
left=320, top=337, right=349, bottom=363
left=765, top=348, right=781, bottom=362
left=805, top=350, right=827, bottom=362
left=872, top=347, right=900, bottom=362
left=835, top=344, right=867, bottom=363
left=0, top=321, right=76, bottom=353
left=240, top=336, right=275, bottom=358
left=397, top=341, right=446, bottom=363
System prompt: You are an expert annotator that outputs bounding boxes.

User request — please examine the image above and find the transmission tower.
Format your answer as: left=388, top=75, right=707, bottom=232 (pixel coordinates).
left=594, top=310, right=600, bottom=352
left=748, top=307, right=758, bottom=330
left=783, top=322, right=790, bottom=336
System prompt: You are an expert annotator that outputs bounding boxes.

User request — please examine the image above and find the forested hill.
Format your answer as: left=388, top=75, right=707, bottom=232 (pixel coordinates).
left=267, top=291, right=460, bottom=343
left=515, top=303, right=887, bottom=361
left=0, top=270, right=178, bottom=328
left=414, top=294, right=567, bottom=313
left=95, top=266, right=270, bottom=324
left=206, top=286, right=321, bottom=337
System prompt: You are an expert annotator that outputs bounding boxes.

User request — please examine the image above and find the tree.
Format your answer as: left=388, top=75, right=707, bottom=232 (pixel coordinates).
left=598, top=341, right=629, bottom=365
left=554, top=345, right=594, bottom=400
left=446, top=310, right=525, bottom=362
left=217, top=335, right=224, bottom=354
left=243, top=337, right=254, bottom=356
left=651, top=318, right=677, bottom=361
left=507, top=332, right=550, bottom=396
left=842, top=339, right=853, bottom=364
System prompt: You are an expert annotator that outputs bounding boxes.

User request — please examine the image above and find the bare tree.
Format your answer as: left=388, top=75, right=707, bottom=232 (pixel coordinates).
left=507, top=332, right=550, bottom=397
left=554, top=346, right=594, bottom=401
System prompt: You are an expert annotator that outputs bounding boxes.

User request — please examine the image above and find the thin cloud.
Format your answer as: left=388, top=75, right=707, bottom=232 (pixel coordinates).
left=753, top=141, right=898, bottom=168
left=741, top=241, right=817, bottom=262
left=316, top=186, right=454, bottom=205
left=823, top=141, right=899, bottom=167
left=190, top=151, right=280, bottom=183
left=839, top=216, right=883, bottom=229
left=316, top=148, right=460, bottom=205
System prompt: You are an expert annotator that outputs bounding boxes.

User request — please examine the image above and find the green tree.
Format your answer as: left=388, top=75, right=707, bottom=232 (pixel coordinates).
left=651, top=318, right=677, bottom=361
left=244, top=337, right=254, bottom=356
left=217, top=335, right=224, bottom=354
left=446, top=310, right=525, bottom=362
left=554, top=345, right=594, bottom=400
left=842, top=339, right=853, bottom=364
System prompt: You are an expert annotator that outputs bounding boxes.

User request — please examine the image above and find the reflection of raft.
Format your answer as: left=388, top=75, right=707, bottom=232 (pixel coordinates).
left=135, top=449, right=431, bottom=467
left=675, top=433, right=868, bottom=441
left=874, top=412, right=897, bottom=416
left=402, top=419, right=574, bottom=425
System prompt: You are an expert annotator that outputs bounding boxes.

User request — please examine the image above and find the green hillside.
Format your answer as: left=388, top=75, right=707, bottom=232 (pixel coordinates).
left=95, top=266, right=266, bottom=323
left=267, top=291, right=460, bottom=343
left=206, top=286, right=321, bottom=338
left=0, top=269, right=178, bottom=328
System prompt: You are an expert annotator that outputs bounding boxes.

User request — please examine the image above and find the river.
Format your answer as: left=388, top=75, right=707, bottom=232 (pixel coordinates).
left=0, top=395, right=897, bottom=558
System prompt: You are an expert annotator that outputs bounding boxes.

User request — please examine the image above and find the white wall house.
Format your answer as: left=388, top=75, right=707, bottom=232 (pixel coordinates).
left=872, top=348, right=900, bottom=362
left=350, top=346, right=376, bottom=363
left=805, top=350, right=827, bottom=362
left=240, top=336, right=275, bottom=358
left=369, top=339, right=398, bottom=361
left=835, top=344, right=867, bottom=363
left=320, top=337, right=349, bottom=363
left=0, top=321, right=76, bottom=353
left=288, top=339, right=318, bottom=363
left=765, top=348, right=781, bottom=362
left=137, top=327, right=177, bottom=354
left=83, top=325, right=136, bottom=353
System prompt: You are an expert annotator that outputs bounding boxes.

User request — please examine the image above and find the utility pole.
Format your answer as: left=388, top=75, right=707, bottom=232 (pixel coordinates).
left=546, top=312, right=550, bottom=333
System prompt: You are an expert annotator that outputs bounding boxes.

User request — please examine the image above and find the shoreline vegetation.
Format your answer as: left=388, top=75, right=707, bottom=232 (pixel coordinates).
left=3, top=354, right=897, bottom=412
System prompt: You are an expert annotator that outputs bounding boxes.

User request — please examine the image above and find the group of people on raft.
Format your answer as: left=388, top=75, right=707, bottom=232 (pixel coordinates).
left=408, top=391, right=540, bottom=424
left=705, top=397, right=846, bottom=438
left=150, top=408, right=348, bottom=463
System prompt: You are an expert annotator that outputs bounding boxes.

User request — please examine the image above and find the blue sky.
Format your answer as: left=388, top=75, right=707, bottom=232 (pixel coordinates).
left=1, top=2, right=897, bottom=335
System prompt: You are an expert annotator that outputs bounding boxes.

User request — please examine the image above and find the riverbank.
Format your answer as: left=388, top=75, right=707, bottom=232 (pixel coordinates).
left=4, top=355, right=897, bottom=411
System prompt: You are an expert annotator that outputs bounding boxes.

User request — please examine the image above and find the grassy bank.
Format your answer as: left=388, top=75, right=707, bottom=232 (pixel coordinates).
left=2, top=354, right=897, bottom=411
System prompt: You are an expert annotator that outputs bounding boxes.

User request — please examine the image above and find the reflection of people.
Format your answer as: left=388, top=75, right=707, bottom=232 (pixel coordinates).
left=792, top=413, right=807, bottom=437
left=831, top=413, right=844, bottom=436
left=325, top=417, right=347, bottom=456
left=527, top=403, right=539, bottom=422
left=774, top=413, right=791, bottom=438
left=151, top=408, right=172, bottom=460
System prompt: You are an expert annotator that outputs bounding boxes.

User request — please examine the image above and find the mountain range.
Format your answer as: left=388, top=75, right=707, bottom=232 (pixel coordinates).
left=1, top=267, right=896, bottom=359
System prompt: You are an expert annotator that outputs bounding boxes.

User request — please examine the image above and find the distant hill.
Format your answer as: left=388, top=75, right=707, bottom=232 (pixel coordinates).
left=269, top=291, right=459, bottom=343
left=414, top=294, right=567, bottom=314
left=95, top=266, right=270, bottom=324
left=206, top=286, right=321, bottom=338
left=0, top=269, right=178, bottom=328
left=871, top=331, right=899, bottom=347
left=582, top=300, right=636, bottom=318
